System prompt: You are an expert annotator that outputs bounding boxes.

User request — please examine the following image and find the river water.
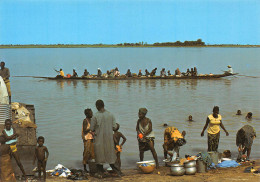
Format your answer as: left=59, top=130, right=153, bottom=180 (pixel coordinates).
left=0, top=47, right=259, bottom=169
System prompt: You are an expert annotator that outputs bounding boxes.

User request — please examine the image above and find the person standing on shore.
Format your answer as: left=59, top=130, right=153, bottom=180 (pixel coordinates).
left=0, top=61, right=11, bottom=103
left=82, top=108, right=95, bottom=172
left=113, top=123, right=127, bottom=169
left=136, top=108, right=159, bottom=168
left=0, top=135, right=16, bottom=182
left=201, top=106, right=229, bottom=152
left=2, top=119, right=27, bottom=178
left=90, top=100, right=122, bottom=178
left=236, top=125, right=256, bottom=160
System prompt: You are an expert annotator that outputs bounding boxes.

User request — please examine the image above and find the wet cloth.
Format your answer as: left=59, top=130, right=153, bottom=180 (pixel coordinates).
left=90, top=110, right=117, bottom=165
left=4, top=128, right=17, bottom=144
left=208, top=132, right=220, bottom=152
left=137, top=118, right=155, bottom=152
left=216, top=160, right=240, bottom=168
left=236, top=125, right=256, bottom=149
left=138, top=118, right=155, bottom=139
left=0, top=154, right=16, bottom=182
left=83, top=139, right=95, bottom=165
left=207, top=114, right=222, bottom=134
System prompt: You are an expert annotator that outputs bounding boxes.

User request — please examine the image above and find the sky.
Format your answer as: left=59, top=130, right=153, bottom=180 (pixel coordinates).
left=0, top=0, right=260, bottom=45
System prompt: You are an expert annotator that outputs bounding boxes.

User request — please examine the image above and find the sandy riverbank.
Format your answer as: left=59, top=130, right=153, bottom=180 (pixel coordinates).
left=44, top=159, right=260, bottom=182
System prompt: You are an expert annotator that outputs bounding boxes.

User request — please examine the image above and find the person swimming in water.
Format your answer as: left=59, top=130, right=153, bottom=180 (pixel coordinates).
left=236, top=110, right=242, bottom=115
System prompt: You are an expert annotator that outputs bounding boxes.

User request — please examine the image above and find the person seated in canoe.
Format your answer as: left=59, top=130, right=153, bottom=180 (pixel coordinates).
left=224, top=65, right=233, bottom=75
left=97, top=68, right=102, bottom=77
left=82, top=69, right=89, bottom=77
left=114, top=67, right=120, bottom=77
left=160, top=68, right=166, bottom=77
left=145, top=69, right=150, bottom=77
left=175, top=68, right=181, bottom=76
left=55, top=68, right=65, bottom=78
left=185, top=69, right=191, bottom=76
left=163, top=126, right=186, bottom=161
left=245, top=112, right=252, bottom=120
left=190, top=68, right=194, bottom=76
left=126, top=69, right=132, bottom=77
left=168, top=70, right=172, bottom=76
left=72, top=69, right=78, bottom=78
left=150, top=68, right=157, bottom=76
left=194, top=67, right=198, bottom=76
left=136, top=108, right=159, bottom=168
left=236, top=110, right=242, bottom=115
left=138, top=69, right=142, bottom=77
left=236, top=125, right=256, bottom=161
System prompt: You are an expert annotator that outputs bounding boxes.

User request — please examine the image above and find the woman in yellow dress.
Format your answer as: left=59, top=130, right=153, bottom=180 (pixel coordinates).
left=201, top=106, right=229, bottom=151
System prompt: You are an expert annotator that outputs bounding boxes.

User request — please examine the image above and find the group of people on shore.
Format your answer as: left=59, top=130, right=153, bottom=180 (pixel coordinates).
left=80, top=101, right=256, bottom=179
left=0, top=99, right=257, bottom=181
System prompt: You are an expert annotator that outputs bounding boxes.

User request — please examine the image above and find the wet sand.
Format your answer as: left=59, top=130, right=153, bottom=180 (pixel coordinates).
left=45, top=159, right=260, bottom=182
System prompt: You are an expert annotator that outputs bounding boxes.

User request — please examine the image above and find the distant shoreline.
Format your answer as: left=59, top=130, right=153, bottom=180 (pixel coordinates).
left=0, top=44, right=260, bottom=49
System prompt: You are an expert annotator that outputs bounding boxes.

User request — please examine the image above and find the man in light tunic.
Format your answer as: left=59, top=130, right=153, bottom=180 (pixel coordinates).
left=90, top=100, right=122, bottom=178
left=0, top=61, right=11, bottom=103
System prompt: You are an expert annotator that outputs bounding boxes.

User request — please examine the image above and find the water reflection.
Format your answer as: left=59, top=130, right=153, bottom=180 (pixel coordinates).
left=56, top=80, right=65, bottom=89
left=224, top=79, right=232, bottom=86
left=82, top=81, right=88, bottom=88
left=173, top=79, right=198, bottom=90
left=72, top=80, right=78, bottom=88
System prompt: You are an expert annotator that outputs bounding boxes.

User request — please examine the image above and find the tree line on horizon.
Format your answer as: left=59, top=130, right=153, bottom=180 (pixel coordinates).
left=118, top=39, right=205, bottom=46
left=0, top=39, right=205, bottom=46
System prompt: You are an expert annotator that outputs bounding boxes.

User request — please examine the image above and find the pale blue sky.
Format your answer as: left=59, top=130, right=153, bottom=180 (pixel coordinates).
left=1, top=0, right=260, bottom=45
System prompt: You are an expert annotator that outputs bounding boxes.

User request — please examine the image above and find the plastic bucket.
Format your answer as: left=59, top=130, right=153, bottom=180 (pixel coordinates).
left=196, top=160, right=207, bottom=173
left=208, top=152, right=221, bottom=165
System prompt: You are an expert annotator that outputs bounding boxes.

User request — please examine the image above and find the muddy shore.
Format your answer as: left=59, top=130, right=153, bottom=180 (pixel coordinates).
left=44, top=159, right=260, bottom=182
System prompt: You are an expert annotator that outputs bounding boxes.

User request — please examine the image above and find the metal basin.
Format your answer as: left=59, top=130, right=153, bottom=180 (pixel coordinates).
left=185, top=167, right=197, bottom=175
left=170, top=164, right=185, bottom=176
left=184, top=160, right=196, bottom=168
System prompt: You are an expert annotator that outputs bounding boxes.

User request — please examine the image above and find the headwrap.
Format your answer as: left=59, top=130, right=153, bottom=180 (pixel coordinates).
left=139, top=108, right=148, bottom=115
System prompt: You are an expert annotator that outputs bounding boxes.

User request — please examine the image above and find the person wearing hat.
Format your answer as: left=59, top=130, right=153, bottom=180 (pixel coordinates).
left=227, top=65, right=233, bottom=74
left=136, top=108, right=159, bottom=168
left=0, top=61, right=11, bottom=103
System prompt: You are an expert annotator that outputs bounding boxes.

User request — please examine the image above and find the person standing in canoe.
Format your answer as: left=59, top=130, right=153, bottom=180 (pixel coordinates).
left=136, top=108, right=159, bottom=168
left=201, top=106, right=229, bottom=152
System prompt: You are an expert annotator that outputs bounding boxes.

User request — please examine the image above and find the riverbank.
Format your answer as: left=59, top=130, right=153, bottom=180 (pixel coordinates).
left=44, top=159, right=260, bottom=182
left=1, top=44, right=260, bottom=49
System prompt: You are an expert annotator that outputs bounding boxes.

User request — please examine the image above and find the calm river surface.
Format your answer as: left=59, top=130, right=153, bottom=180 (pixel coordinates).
left=0, top=47, right=259, bottom=169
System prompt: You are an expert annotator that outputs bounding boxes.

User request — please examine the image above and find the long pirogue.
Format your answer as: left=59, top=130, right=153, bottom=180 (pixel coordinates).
left=31, top=73, right=238, bottom=80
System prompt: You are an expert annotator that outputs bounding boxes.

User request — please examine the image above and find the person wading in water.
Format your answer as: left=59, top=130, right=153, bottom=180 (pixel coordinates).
left=136, top=108, right=159, bottom=168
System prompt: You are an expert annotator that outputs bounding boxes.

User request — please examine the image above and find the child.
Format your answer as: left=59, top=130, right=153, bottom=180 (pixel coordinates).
left=33, top=136, right=49, bottom=181
left=0, top=135, right=16, bottom=182
left=82, top=108, right=95, bottom=172
left=2, top=119, right=26, bottom=178
left=113, top=123, right=126, bottom=169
